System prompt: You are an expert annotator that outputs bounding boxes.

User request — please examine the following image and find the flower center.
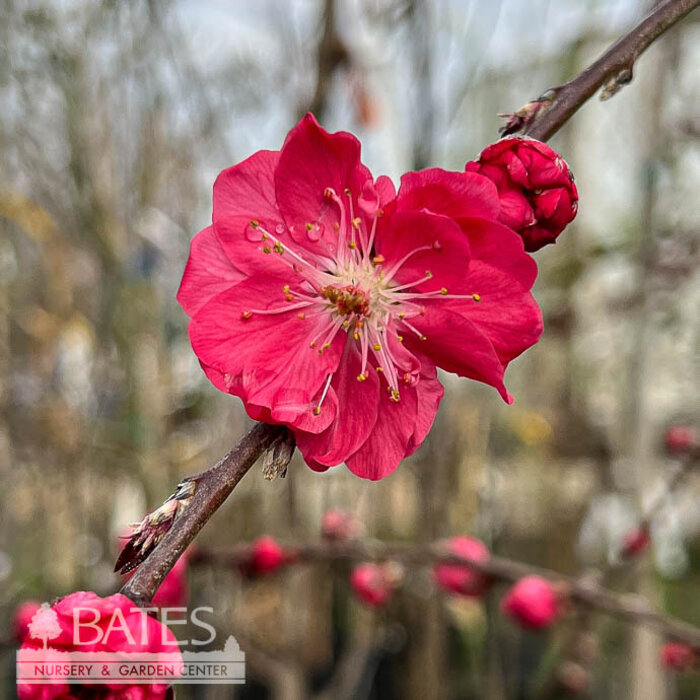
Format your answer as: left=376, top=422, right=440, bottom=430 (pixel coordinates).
left=241, top=185, right=481, bottom=414
left=320, top=284, right=371, bottom=318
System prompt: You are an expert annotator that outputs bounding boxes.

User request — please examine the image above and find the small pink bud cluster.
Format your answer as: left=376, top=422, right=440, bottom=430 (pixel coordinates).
left=501, top=575, right=561, bottom=630
left=350, top=562, right=403, bottom=607
left=238, top=536, right=288, bottom=578
left=665, top=425, right=698, bottom=456
left=661, top=642, right=698, bottom=672
left=433, top=536, right=490, bottom=597
left=321, top=509, right=364, bottom=542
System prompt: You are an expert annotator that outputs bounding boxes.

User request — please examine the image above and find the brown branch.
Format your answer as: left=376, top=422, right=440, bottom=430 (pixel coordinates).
left=120, top=422, right=284, bottom=605
left=193, top=539, right=700, bottom=648
left=521, top=0, right=700, bottom=141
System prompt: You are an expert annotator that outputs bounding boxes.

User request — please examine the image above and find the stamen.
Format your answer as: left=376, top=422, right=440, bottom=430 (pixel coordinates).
left=314, top=373, right=334, bottom=415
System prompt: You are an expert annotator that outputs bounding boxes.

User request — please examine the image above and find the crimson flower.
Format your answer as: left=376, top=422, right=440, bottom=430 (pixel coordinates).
left=179, top=114, right=542, bottom=479
left=17, top=592, right=179, bottom=700
left=501, top=575, right=560, bottom=630
left=466, top=137, right=578, bottom=252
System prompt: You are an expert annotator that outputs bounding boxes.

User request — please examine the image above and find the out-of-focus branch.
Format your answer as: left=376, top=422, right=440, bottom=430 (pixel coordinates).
left=505, top=0, right=700, bottom=140
left=120, top=422, right=284, bottom=605
left=192, top=539, right=700, bottom=648
left=307, top=0, right=348, bottom=119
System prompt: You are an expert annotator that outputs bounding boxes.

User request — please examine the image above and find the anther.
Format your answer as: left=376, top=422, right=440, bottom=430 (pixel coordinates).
left=283, top=284, right=290, bottom=293
left=403, top=373, right=412, bottom=384
left=351, top=217, right=361, bottom=229
left=419, top=334, right=427, bottom=341
left=472, top=293, right=481, bottom=302
left=357, top=373, right=367, bottom=382
left=373, top=254, right=385, bottom=264
left=250, top=220, right=259, bottom=228
left=376, top=366, right=384, bottom=373
left=425, top=270, right=433, bottom=279
left=397, top=335, right=403, bottom=343
left=373, top=343, right=381, bottom=351
left=297, top=312, right=306, bottom=319
left=305, top=222, right=314, bottom=231
left=262, top=246, right=272, bottom=254
left=433, top=240, right=442, bottom=250
left=390, top=389, right=401, bottom=403
left=348, top=241, right=357, bottom=249
left=353, top=333, right=360, bottom=340
left=323, top=187, right=335, bottom=199
left=441, top=287, right=448, bottom=295
left=285, top=294, right=294, bottom=301
left=313, top=406, right=321, bottom=416
left=273, top=241, right=284, bottom=254
left=344, top=188, right=351, bottom=196
left=241, top=311, right=252, bottom=320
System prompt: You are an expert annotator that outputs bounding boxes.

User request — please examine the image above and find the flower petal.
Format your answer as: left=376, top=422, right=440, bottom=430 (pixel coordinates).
left=375, top=211, right=472, bottom=294
left=212, top=149, right=288, bottom=275
left=406, top=307, right=511, bottom=402
left=177, top=227, right=245, bottom=317
left=189, top=275, right=344, bottom=432
left=345, top=383, right=419, bottom=480
left=275, top=113, right=373, bottom=261
left=406, top=359, right=444, bottom=455
left=396, top=168, right=500, bottom=220
left=296, top=339, right=380, bottom=467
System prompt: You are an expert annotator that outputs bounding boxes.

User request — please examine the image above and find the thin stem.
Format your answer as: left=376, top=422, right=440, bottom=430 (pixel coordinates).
left=193, top=539, right=700, bottom=648
left=120, top=422, right=283, bottom=605
left=524, top=0, right=700, bottom=141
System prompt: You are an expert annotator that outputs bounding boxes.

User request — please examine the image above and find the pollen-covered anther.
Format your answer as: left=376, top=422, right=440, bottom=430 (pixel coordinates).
left=397, top=335, right=403, bottom=343
left=390, top=389, right=401, bottom=403
left=348, top=241, right=357, bottom=249
left=250, top=219, right=260, bottom=228
left=283, top=284, right=290, bottom=293
left=440, top=287, right=448, bottom=295
left=297, top=312, right=306, bottom=319
left=323, top=187, right=336, bottom=199
left=472, top=294, right=481, bottom=302
left=305, top=222, right=314, bottom=231
left=357, top=373, right=368, bottom=382
left=241, top=311, right=253, bottom=320
left=402, top=373, right=412, bottom=384
left=373, top=343, right=381, bottom=351
left=273, top=242, right=284, bottom=254
left=372, top=254, right=385, bottom=265
left=262, top=246, right=272, bottom=254
left=419, top=334, right=427, bottom=341
left=352, top=217, right=361, bottom=229
left=285, top=294, right=294, bottom=301
left=425, top=270, right=433, bottom=279
left=313, top=406, right=322, bottom=416
left=376, top=366, right=384, bottom=373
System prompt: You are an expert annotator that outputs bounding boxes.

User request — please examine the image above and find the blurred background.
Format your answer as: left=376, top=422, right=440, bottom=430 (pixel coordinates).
left=1, top=0, right=699, bottom=698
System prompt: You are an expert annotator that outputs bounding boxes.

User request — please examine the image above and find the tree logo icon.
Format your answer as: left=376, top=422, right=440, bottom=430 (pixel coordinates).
left=27, top=603, right=61, bottom=650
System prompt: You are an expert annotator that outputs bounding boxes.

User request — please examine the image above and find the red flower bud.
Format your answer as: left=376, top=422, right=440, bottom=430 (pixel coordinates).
left=621, top=527, right=651, bottom=558
left=466, top=138, right=578, bottom=252
left=13, top=601, right=41, bottom=643
left=664, top=425, right=698, bottom=456
left=661, top=642, right=696, bottom=672
left=239, top=536, right=287, bottom=578
left=502, top=575, right=559, bottom=630
left=434, top=536, right=489, bottom=597
left=321, top=509, right=364, bottom=541
left=350, top=562, right=401, bottom=607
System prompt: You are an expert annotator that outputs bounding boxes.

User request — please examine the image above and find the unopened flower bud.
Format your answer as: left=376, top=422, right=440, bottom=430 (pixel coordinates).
left=502, top=575, right=560, bottom=630
left=664, top=425, right=698, bottom=456
left=239, top=536, right=287, bottom=578
left=350, top=562, right=401, bottom=607
left=321, top=509, right=364, bottom=541
left=434, top=536, right=489, bottom=597
left=661, top=641, right=697, bottom=672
